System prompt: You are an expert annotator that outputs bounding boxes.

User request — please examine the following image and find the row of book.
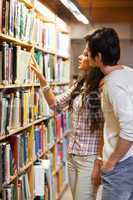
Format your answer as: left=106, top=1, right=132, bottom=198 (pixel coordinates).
left=2, top=173, right=31, bottom=200
left=0, top=43, right=32, bottom=85
left=0, top=43, right=70, bottom=85
left=0, top=137, right=69, bottom=200
left=0, top=114, right=71, bottom=187
left=0, top=90, right=32, bottom=135
left=35, top=50, right=70, bottom=83
left=0, top=0, right=34, bottom=42
left=34, top=138, right=69, bottom=200
left=34, top=89, right=50, bottom=119
left=34, top=19, right=56, bottom=51
left=0, top=0, right=70, bottom=55
left=0, top=88, right=51, bottom=136
left=55, top=112, right=72, bottom=140
left=57, top=32, right=70, bottom=57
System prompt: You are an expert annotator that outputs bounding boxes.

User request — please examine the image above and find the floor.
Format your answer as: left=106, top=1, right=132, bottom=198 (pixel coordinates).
left=61, top=185, right=102, bottom=200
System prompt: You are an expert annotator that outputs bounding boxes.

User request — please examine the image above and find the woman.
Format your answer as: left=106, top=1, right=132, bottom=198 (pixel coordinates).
left=30, top=41, right=104, bottom=200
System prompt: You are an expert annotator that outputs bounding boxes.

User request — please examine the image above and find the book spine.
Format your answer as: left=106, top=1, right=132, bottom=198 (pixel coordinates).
left=0, top=0, right=3, bottom=32
left=1, top=0, right=6, bottom=33
left=9, top=0, right=14, bottom=36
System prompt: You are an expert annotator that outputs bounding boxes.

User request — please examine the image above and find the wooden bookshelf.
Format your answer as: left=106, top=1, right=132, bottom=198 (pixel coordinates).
left=19, top=0, right=34, bottom=9
left=0, top=0, right=70, bottom=199
left=57, top=54, right=70, bottom=60
left=50, top=81, right=70, bottom=86
left=0, top=33, right=33, bottom=49
left=0, top=115, right=52, bottom=141
left=35, top=45, right=56, bottom=55
left=0, top=83, right=37, bottom=89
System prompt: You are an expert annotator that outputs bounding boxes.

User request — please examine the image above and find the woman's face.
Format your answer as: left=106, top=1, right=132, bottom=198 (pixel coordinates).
left=78, top=47, right=96, bottom=71
left=78, top=48, right=90, bottom=71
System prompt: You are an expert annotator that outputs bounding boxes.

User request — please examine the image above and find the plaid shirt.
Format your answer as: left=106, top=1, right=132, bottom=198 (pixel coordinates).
left=51, top=86, right=104, bottom=155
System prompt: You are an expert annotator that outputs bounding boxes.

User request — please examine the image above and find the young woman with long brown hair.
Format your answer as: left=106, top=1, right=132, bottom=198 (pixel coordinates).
left=30, top=39, right=105, bottom=200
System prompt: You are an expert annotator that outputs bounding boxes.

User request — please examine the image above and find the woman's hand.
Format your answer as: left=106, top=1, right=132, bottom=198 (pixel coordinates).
left=91, top=160, right=102, bottom=186
left=30, top=55, right=47, bottom=86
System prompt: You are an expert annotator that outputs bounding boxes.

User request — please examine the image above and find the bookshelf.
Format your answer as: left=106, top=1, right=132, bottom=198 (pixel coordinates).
left=0, top=0, right=71, bottom=199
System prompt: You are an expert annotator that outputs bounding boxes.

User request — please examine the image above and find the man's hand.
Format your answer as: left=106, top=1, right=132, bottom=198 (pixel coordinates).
left=91, top=160, right=102, bottom=186
left=101, top=160, right=116, bottom=173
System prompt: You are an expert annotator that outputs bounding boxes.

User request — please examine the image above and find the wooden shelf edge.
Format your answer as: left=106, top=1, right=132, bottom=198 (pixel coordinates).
left=50, top=81, right=70, bottom=86
left=57, top=54, right=69, bottom=60
left=0, top=115, right=53, bottom=141
left=35, top=45, right=56, bottom=55
left=20, top=0, right=34, bottom=9
left=0, top=33, right=33, bottom=48
left=0, top=83, right=37, bottom=89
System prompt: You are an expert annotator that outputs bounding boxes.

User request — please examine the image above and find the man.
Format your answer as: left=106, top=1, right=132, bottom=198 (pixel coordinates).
left=86, top=27, right=133, bottom=200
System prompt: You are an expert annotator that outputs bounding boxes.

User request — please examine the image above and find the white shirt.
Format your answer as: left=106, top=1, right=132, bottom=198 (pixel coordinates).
left=102, top=66, right=133, bottom=161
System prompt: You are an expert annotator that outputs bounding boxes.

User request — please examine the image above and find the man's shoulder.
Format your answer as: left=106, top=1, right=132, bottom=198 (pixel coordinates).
left=105, top=66, right=133, bottom=85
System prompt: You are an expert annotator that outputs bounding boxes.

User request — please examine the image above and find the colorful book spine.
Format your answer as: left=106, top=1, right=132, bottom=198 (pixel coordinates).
left=34, top=124, right=47, bottom=157
left=18, top=173, right=31, bottom=200
left=3, top=183, right=16, bottom=200
left=0, top=142, right=16, bottom=188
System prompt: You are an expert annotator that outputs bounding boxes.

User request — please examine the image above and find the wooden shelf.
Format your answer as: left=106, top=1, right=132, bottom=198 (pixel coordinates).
left=2, top=174, right=18, bottom=189
left=0, top=33, right=33, bottom=49
left=35, top=46, right=69, bottom=60
left=0, top=2, right=70, bottom=199
left=19, top=0, right=34, bottom=9
left=19, top=161, right=33, bottom=174
left=0, top=116, right=53, bottom=141
left=0, top=81, right=69, bottom=89
left=50, top=81, right=70, bottom=86
left=57, top=54, right=69, bottom=60
left=1, top=161, right=32, bottom=191
left=35, top=45, right=46, bottom=53
left=0, top=83, right=37, bottom=89
left=35, top=45, right=56, bottom=55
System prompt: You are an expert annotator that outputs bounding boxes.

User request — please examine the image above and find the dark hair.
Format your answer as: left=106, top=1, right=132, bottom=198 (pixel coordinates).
left=69, top=67, right=104, bottom=132
left=85, top=28, right=120, bottom=65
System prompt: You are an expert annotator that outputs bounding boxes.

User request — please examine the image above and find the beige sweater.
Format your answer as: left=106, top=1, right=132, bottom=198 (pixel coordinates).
left=102, top=66, right=133, bottom=161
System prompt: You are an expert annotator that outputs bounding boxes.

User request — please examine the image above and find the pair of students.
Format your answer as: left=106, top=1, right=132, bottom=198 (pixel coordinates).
left=30, top=28, right=133, bottom=200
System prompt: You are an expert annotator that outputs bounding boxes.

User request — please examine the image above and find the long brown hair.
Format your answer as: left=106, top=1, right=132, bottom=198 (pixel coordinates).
left=69, top=67, right=104, bottom=132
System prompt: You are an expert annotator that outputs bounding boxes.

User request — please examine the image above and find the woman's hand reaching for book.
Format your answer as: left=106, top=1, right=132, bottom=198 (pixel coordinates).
left=30, top=55, right=47, bottom=86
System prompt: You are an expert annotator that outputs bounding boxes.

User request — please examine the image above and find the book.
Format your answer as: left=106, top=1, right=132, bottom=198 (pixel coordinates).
left=15, top=46, right=32, bottom=84
left=0, top=49, right=2, bottom=84
left=3, top=183, right=16, bottom=200
left=1, top=0, right=7, bottom=34
left=18, top=173, right=31, bottom=200
left=0, top=0, right=3, bottom=32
